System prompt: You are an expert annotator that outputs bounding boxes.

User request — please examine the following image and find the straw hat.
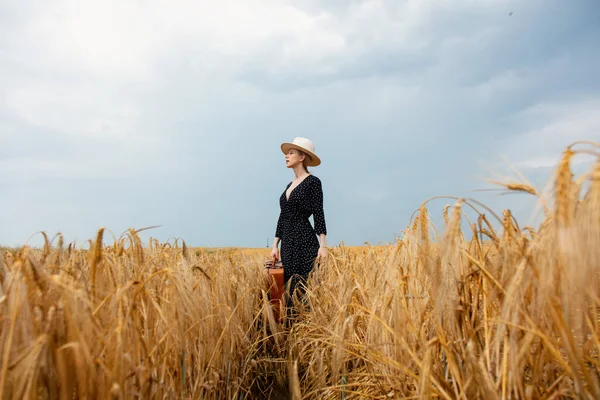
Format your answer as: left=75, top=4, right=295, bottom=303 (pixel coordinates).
left=280, top=137, right=321, bottom=166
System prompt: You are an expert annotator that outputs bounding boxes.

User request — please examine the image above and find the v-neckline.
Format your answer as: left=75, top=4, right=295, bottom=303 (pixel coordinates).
left=286, top=174, right=311, bottom=201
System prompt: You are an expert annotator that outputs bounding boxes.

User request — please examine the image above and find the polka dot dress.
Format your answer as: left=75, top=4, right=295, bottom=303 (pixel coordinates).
left=275, top=174, right=327, bottom=300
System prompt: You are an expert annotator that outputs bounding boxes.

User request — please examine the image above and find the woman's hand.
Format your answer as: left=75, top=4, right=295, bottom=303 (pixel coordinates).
left=270, top=247, right=279, bottom=261
left=317, top=246, right=327, bottom=262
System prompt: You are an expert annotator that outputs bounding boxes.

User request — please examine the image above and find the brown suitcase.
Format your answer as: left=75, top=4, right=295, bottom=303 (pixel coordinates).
left=263, top=258, right=285, bottom=323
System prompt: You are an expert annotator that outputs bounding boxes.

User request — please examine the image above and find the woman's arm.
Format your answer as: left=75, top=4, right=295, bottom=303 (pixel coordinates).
left=271, top=208, right=284, bottom=258
left=311, top=177, right=328, bottom=259
left=311, top=178, right=327, bottom=237
left=319, top=233, right=327, bottom=248
left=274, top=208, right=284, bottom=245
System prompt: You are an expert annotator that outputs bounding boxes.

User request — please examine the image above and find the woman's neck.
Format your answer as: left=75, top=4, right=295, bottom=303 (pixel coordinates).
left=293, top=166, right=310, bottom=180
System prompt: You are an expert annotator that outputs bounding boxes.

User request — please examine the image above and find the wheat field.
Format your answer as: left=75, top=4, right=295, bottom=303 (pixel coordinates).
left=2, top=141, right=600, bottom=399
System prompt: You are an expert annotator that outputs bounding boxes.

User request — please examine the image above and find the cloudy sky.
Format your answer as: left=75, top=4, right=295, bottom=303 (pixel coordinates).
left=1, top=0, right=599, bottom=248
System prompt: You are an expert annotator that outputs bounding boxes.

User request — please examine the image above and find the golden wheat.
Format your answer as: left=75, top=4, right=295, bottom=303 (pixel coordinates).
left=2, top=141, right=600, bottom=399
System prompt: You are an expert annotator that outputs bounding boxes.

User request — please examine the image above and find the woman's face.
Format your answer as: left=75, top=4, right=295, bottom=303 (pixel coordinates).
left=285, top=148, right=305, bottom=168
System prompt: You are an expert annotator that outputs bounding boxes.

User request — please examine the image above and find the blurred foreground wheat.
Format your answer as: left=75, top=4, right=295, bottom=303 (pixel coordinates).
left=2, top=141, right=600, bottom=399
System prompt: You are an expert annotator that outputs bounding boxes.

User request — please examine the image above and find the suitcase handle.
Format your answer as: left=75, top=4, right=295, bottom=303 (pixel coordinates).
left=264, top=256, right=283, bottom=269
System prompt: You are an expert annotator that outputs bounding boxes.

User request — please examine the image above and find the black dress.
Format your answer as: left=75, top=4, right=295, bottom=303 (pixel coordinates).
left=275, top=174, right=327, bottom=301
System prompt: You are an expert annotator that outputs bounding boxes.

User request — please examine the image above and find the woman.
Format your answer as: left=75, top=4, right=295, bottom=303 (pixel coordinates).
left=270, top=137, right=328, bottom=320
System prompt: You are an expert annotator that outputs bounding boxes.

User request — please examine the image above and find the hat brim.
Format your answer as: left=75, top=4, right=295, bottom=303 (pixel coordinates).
left=281, top=143, right=321, bottom=166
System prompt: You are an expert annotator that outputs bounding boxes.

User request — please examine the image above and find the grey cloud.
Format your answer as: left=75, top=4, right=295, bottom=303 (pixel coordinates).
left=0, top=114, right=83, bottom=159
left=1, top=0, right=600, bottom=247
left=233, top=0, right=600, bottom=99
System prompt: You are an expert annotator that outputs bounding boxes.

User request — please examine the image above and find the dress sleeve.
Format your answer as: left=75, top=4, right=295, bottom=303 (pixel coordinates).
left=310, top=177, right=327, bottom=236
left=275, top=210, right=284, bottom=239
left=275, top=184, right=289, bottom=239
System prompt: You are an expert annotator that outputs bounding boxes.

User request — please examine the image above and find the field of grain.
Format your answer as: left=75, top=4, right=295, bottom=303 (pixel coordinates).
left=2, top=142, right=600, bottom=399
